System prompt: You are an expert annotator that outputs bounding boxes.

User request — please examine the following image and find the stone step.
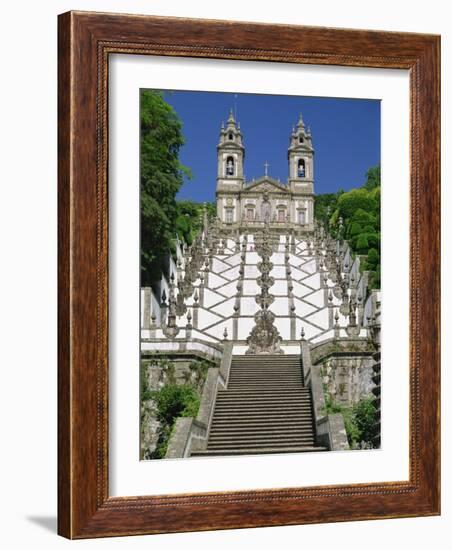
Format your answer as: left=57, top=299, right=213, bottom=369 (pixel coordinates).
left=208, top=431, right=314, bottom=447
left=207, top=439, right=315, bottom=449
left=228, top=374, right=302, bottom=379
left=209, top=429, right=315, bottom=438
left=207, top=440, right=316, bottom=449
left=215, top=400, right=311, bottom=407
left=211, top=415, right=313, bottom=423
left=211, top=417, right=313, bottom=425
left=221, top=385, right=308, bottom=391
left=214, top=396, right=311, bottom=404
left=217, top=387, right=310, bottom=396
left=227, top=382, right=303, bottom=385
left=191, top=446, right=327, bottom=456
left=226, top=382, right=303, bottom=387
left=211, top=415, right=314, bottom=424
left=230, top=366, right=301, bottom=370
left=213, top=400, right=312, bottom=408
left=230, top=366, right=301, bottom=371
left=209, top=426, right=314, bottom=434
left=227, top=383, right=303, bottom=387
left=225, top=380, right=306, bottom=385
left=216, top=392, right=309, bottom=399
left=232, top=358, right=300, bottom=362
left=211, top=413, right=313, bottom=422
left=212, top=403, right=312, bottom=411
left=215, top=393, right=311, bottom=400
left=229, top=372, right=301, bottom=380
left=230, top=369, right=301, bottom=373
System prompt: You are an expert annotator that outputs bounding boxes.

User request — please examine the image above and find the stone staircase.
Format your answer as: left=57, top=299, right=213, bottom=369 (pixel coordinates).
left=191, top=354, right=326, bottom=456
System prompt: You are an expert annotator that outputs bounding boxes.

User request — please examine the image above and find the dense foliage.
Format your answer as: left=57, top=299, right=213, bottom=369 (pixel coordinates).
left=140, top=90, right=192, bottom=286
left=140, top=90, right=218, bottom=286
left=314, top=165, right=381, bottom=289
left=174, top=200, right=216, bottom=248
left=324, top=396, right=379, bottom=448
left=141, top=358, right=211, bottom=459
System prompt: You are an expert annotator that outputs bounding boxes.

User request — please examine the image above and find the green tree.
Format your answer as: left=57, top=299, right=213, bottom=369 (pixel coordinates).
left=351, top=208, right=375, bottom=225
left=364, top=165, right=381, bottom=191
left=337, top=188, right=377, bottom=220
left=366, top=248, right=380, bottom=270
left=314, top=193, right=338, bottom=225
left=315, top=165, right=381, bottom=290
left=153, top=384, right=200, bottom=425
left=348, top=221, right=363, bottom=237
left=140, top=90, right=191, bottom=286
left=355, top=234, right=369, bottom=254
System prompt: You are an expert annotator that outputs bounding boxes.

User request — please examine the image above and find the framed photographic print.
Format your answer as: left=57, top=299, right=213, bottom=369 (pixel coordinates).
left=58, top=11, right=440, bottom=538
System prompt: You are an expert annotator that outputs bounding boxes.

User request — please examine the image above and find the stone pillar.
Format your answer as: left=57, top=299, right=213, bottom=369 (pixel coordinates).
left=142, top=287, right=152, bottom=330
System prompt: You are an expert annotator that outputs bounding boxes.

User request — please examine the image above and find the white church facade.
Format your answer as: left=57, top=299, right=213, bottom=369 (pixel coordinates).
left=216, top=110, right=315, bottom=233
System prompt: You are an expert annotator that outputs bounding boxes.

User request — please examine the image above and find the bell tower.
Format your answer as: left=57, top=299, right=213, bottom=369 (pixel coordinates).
left=288, top=113, right=315, bottom=231
left=216, top=110, right=245, bottom=225
left=288, top=113, right=314, bottom=189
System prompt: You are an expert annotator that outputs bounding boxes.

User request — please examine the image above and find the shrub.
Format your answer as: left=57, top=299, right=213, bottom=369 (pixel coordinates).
left=351, top=208, right=375, bottom=225
left=149, top=383, right=201, bottom=459
left=366, top=233, right=380, bottom=248
left=153, top=384, right=200, bottom=425
left=348, top=221, right=362, bottom=237
left=363, top=224, right=376, bottom=233
left=355, top=234, right=369, bottom=254
left=353, top=397, right=378, bottom=444
left=367, top=248, right=380, bottom=270
left=338, top=188, right=377, bottom=220
left=369, top=265, right=381, bottom=289
left=323, top=396, right=378, bottom=448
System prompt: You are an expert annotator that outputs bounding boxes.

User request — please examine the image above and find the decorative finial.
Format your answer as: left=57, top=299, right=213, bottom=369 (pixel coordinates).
left=264, top=160, right=270, bottom=177
left=223, top=327, right=228, bottom=340
left=300, top=327, right=305, bottom=340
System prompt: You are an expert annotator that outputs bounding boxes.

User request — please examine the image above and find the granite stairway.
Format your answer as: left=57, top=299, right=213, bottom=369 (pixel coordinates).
left=191, top=354, right=326, bottom=456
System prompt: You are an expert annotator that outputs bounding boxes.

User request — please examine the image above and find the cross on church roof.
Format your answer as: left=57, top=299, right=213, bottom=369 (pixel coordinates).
left=264, top=161, right=270, bottom=176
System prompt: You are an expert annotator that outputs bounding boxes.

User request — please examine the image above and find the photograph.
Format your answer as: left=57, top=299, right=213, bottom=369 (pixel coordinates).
left=139, top=90, right=382, bottom=459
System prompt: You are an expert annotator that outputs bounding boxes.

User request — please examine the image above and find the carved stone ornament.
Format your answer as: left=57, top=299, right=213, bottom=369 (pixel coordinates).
left=246, top=308, right=283, bottom=355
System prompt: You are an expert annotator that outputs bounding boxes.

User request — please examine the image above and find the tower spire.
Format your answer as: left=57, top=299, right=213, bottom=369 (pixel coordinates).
left=227, top=108, right=236, bottom=125
left=297, top=112, right=304, bottom=128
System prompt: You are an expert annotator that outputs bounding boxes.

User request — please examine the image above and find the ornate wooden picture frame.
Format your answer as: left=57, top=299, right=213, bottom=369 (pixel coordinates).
left=58, top=11, right=440, bottom=538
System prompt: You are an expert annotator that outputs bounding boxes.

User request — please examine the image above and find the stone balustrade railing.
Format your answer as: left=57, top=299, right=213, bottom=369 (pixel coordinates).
left=165, top=342, right=233, bottom=458
left=300, top=339, right=349, bottom=451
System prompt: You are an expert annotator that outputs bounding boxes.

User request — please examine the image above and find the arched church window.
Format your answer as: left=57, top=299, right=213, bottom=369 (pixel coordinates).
left=299, top=135, right=304, bottom=144
left=228, top=132, right=234, bottom=140
left=246, top=207, right=254, bottom=221
left=225, top=208, right=233, bottom=223
left=226, top=156, right=235, bottom=176
left=298, top=209, right=306, bottom=225
left=278, top=209, right=285, bottom=222
left=298, top=159, right=306, bottom=178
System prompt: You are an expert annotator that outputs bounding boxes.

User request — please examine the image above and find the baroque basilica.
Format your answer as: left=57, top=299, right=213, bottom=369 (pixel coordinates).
left=140, top=109, right=381, bottom=459
left=216, top=110, right=315, bottom=233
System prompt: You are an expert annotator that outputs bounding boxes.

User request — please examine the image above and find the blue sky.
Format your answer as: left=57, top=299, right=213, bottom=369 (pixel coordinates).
left=159, top=90, right=380, bottom=203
